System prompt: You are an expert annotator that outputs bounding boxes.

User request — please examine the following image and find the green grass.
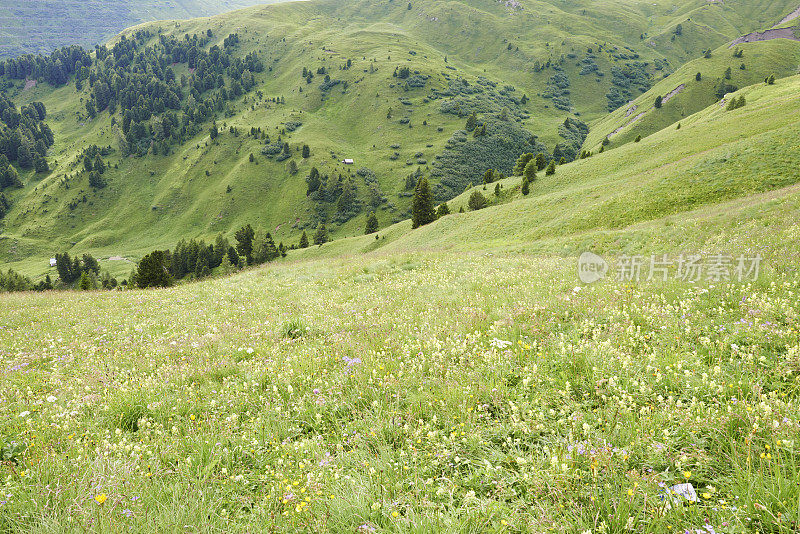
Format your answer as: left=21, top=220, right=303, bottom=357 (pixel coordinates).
left=2, top=64, right=800, bottom=533
left=2, top=0, right=799, bottom=271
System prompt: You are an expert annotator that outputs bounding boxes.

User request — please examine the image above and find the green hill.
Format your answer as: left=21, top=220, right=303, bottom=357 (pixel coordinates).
left=1, top=0, right=799, bottom=273
left=584, top=37, right=800, bottom=150
left=1, top=72, right=799, bottom=533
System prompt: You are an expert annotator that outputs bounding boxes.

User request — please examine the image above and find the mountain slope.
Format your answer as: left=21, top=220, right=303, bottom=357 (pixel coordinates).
left=584, top=37, right=800, bottom=150
left=0, top=0, right=286, bottom=59
left=1, top=0, right=799, bottom=270
left=289, top=72, right=800, bottom=264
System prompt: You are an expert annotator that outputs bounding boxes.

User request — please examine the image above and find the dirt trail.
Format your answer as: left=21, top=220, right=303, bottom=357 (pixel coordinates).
left=729, top=5, right=800, bottom=47
left=730, top=27, right=800, bottom=47
left=662, top=83, right=685, bottom=104
left=777, top=5, right=800, bottom=26
left=609, top=112, right=645, bottom=138
left=607, top=84, right=683, bottom=139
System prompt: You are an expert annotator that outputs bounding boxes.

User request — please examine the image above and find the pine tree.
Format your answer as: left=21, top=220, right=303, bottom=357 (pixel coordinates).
left=465, top=113, right=477, bottom=131
left=365, top=212, right=378, bottom=234
left=482, top=169, right=494, bottom=184
left=521, top=177, right=530, bottom=196
left=494, top=183, right=501, bottom=196
left=654, top=95, right=663, bottom=108
left=513, top=153, right=534, bottom=175
left=535, top=153, right=547, bottom=171
left=135, top=250, right=173, bottom=288
left=695, top=72, right=702, bottom=81
left=78, top=271, right=92, bottom=290
left=313, top=224, right=329, bottom=245
left=635, top=135, right=642, bottom=142
left=221, top=253, right=232, bottom=275
left=234, top=224, right=255, bottom=265
left=436, top=202, right=450, bottom=217
left=523, top=160, right=537, bottom=183
left=545, top=160, right=556, bottom=176
left=411, top=177, right=436, bottom=229
left=302, top=144, right=310, bottom=158
left=299, top=231, right=309, bottom=248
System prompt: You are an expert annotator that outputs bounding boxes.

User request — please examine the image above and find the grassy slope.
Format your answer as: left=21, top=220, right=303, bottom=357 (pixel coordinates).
left=1, top=74, right=800, bottom=533
left=584, top=38, right=800, bottom=150
left=1, top=0, right=798, bottom=271
left=287, top=73, right=800, bottom=268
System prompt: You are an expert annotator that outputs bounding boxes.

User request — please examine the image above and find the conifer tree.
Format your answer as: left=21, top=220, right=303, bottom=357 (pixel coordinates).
left=465, top=113, right=477, bottom=131
left=79, top=271, right=92, bottom=290
left=513, top=153, right=534, bottom=175
left=545, top=160, right=556, bottom=176
left=313, top=224, right=329, bottom=245
left=234, top=224, right=255, bottom=265
left=535, top=153, right=547, bottom=171
left=436, top=202, right=450, bottom=217
left=411, top=177, right=436, bottom=229
left=136, top=250, right=172, bottom=288
left=523, top=160, right=537, bottom=182
left=299, top=231, right=309, bottom=248
left=365, top=212, right=378, bottom=234
left=521, top=177, right=530, bottom=196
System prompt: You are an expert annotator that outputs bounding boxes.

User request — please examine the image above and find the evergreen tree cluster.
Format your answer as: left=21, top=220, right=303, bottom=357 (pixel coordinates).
left=307, top=169, right=363, bottom=224
left=0, top=96, right=53, bottom=174
left=0, top=45, right=91, bottom=86
left=54, top=252, right=100, bottom=284
left=75, top=29, right=263, bottom=156
left=133, top=226, right=286, bottom=289
left=0, top=268, right=33, bottom=292
left=431, top=115, right=547, bottom=201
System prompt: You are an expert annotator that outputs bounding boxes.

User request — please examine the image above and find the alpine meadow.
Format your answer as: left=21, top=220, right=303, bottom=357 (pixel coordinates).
left=1, top=0, right=800, bottom=532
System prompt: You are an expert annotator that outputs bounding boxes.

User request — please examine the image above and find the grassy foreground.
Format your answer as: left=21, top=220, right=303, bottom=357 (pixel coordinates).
left=1, top=238, right=799, bottom=532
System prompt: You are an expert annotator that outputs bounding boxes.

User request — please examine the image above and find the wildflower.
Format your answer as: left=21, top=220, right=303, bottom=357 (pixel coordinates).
left=94, top=494, right=108, bottom=505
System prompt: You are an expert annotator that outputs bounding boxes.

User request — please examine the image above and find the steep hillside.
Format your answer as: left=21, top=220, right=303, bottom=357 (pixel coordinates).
left=0, top=0, right=798, bottom=270
left=0, top=0, right=284, bottom=59
left=584, top=38, right=800, bottom=150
